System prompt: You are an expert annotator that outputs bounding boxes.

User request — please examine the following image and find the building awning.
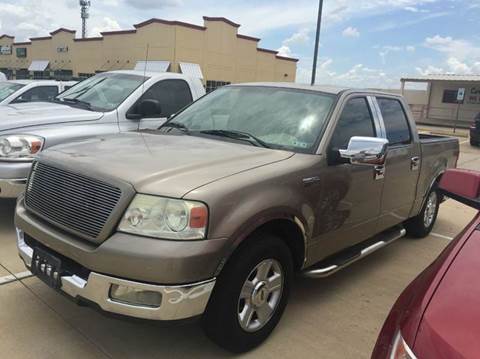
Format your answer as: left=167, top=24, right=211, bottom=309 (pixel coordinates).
left=28, top=60, right=49, bottom=72
left=179, top=62, right=204, bottom=79
left=401, top=74, right=480, bottom=83
left=134, top=61, right=170, bottom=73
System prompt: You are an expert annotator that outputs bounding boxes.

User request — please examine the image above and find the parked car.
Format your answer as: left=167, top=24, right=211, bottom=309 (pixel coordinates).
left=469, top=112, right=480, bottom=146
left=372, top=168, right=480, bottom=359
left=15, top=84, right=459, bottom=352
left=0, top=70, right=205, bottom=198
left=0, top=80, right=77, bottom=106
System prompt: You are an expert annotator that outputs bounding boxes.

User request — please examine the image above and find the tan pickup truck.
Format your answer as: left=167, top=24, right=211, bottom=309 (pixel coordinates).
left=15, top=83, right=459, bottom=352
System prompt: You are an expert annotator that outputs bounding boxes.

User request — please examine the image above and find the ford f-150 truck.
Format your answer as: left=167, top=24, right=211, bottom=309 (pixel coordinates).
left=0, top=70, right=205, bottom=198
left=15, top=84, right=459, bottom=352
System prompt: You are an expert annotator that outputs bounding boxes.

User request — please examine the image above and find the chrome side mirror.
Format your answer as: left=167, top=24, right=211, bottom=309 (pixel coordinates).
left=339, top=137, right=389, bottom=166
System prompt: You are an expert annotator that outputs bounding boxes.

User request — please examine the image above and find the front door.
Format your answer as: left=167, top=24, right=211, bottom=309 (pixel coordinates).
left=310, top=96, right=385, bottom=259
left=375, top=97, right=421, bottom=232
left=120, top=79, right=194, bottom=131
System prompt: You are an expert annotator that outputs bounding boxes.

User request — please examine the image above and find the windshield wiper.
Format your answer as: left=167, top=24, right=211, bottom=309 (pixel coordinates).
left=60, top=98, right=92, bottom=110
left=199, top=129, right=271, bottom=148
left=160, top=122, right=190, bottom=133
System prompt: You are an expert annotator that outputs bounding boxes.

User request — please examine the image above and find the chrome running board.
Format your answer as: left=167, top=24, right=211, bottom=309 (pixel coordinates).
left=303, top=226, right=406, bottom=278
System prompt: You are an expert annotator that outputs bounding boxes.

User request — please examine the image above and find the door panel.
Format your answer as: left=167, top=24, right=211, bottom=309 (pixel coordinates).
left=375, top=97, right=420, bottom=231
left=377, top=144, right=419, bottom=231
left=309, top=96, right=385, bottom=261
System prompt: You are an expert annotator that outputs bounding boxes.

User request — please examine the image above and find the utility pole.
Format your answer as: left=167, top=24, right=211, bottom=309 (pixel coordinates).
left=311, top=0, right=324, bottom=85
left=79, top=0, right=91, bottom=38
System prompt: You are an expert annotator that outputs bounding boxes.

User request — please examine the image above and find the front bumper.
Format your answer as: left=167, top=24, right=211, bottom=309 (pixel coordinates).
left=17, top=228, right=216, bottom=321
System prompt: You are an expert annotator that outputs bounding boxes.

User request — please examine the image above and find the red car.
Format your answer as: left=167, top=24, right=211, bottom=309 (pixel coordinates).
left=372, top=169, right=480, bottom=359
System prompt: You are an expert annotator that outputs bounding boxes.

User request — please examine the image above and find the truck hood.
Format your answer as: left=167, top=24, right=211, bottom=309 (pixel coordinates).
left=41, top=132, right=294, bottom=198
left=0, top=102, right=104, bottom=132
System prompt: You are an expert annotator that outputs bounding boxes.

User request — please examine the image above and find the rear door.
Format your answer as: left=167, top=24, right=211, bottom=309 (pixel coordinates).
left=375, top=96, right=421, bottom=232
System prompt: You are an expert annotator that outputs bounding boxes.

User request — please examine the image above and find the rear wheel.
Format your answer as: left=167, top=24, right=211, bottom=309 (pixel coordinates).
left=202, top=234, right=293, bottom=353
left=470, top=138, right=478, bottom=147
left=405, top=188, right=439, bottom=238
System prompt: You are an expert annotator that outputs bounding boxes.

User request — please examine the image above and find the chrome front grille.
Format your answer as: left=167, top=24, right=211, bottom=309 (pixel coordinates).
left=25, top=161, right=122, bottom=241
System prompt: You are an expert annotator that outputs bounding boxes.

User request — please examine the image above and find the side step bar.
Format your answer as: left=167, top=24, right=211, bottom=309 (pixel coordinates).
left=302, top=226, right=407, bottom=278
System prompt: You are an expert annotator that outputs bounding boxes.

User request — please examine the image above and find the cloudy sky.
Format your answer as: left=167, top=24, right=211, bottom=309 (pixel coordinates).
left=0, top=0, right=478, bottom=88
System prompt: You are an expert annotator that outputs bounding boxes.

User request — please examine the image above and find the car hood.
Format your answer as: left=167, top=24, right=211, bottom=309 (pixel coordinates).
left=40, top=132, right=295, bottom=198
left=0, top=102, right=104, bottom=132
left=414, top=227, right=480, bottom=359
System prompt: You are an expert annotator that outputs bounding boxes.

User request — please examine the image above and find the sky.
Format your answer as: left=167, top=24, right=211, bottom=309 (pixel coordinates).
left=0, top=0, right=479, bottom=88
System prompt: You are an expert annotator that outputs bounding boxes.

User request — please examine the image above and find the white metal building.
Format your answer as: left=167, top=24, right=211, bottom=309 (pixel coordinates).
left=401, top=74, right=480, bottom=128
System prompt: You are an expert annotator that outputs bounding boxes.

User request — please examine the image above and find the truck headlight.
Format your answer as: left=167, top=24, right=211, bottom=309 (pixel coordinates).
left=118, top=194, right=208, bottom=240
left=0, top=135, right=44, bottom=161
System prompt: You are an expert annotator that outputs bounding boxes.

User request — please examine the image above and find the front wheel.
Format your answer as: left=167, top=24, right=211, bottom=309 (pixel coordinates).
left=202, top=234, right=293, bottom=353
left=405, top=188, right=440, bottom=238
left=470, top=138, right=478, bottom=147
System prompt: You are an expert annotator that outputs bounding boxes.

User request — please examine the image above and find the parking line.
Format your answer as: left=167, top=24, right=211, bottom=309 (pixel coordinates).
left=0, top=270, right=33, bottom=286
left=430, top=232, right=454, bottom=241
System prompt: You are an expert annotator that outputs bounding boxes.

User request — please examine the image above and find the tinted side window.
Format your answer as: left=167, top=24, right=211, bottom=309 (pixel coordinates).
left=329, top=97, right=376, bottom=155
left=377, top=98, right=411, bottom=145
left=138, top=80, right=193, bottom=118
left=14, top=86, right=59, bottom=103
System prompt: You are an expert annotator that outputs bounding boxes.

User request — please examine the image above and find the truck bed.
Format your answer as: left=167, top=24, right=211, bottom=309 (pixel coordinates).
left=418, top=133, right=459, bottom=144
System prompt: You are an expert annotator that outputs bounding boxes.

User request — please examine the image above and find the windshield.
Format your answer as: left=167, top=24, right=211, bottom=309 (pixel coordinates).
left=0, top=82, right=25, bottom=102
left=56, top=73, right=147, bottom=112
left=168, top=86, right=336, bottom=152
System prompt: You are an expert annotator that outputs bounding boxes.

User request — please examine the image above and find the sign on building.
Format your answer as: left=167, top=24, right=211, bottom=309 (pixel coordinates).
left=468, top=87, right=480, bottom=105
left=16, top=47, right=27, bottom=58
left=0, top=46, right=12, bottom=55
left=57, top=45, right=69, bottom=53
left=457, top=88, right=465, bottom=102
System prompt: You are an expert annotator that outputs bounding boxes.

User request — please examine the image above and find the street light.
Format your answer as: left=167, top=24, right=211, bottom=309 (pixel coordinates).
left=311, top=0, right=324, bottom=86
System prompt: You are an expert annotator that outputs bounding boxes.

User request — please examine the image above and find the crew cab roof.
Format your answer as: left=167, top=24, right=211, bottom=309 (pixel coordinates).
left=107, top=70, right=197, bottom=81
left=233, top=82, right=403, bottom=98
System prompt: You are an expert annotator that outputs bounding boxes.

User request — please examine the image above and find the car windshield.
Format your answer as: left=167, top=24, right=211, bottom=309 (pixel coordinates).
left=0, top=82, right=25, bottom=101
left=167, top=86, right=336, bottom=152
left=56, top=73, right=147, bottom=112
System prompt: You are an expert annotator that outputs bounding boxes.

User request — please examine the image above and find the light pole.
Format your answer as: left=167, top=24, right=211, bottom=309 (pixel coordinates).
left=311, top=0, right=324, bottom=85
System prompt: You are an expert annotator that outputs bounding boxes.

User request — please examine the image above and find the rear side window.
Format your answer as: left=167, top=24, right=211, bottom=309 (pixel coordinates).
left=138, top=80, right=193, bottom=118
left=13, top=86, right=59, bottom=103
left=329, top=97, right=376, bottom=152
left=377, top=98, right=411, bottom=145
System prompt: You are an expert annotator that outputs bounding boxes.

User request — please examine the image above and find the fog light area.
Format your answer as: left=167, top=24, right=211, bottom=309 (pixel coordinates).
left=109, top=284, right=162, bottom=308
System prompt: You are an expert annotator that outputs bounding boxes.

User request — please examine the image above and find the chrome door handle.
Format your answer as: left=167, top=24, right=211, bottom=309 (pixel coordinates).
left=374, top=165, right=385, bottom=180
left=411, top=157, right=420, bottom=171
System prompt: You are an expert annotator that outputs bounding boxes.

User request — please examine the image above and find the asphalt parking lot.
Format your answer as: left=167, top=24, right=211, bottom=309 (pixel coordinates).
left=0, top=136, right=478, bottom=359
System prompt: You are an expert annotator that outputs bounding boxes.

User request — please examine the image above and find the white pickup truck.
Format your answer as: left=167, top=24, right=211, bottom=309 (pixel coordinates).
left=0, top=80, right=77, bottom=105
left=0, top=70, right=205, bottom=198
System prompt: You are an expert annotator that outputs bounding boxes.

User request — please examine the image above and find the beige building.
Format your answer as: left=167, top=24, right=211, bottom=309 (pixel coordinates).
left=401, top=74, right=480, bottom=128
left=0, top=16, right=298, bottom=90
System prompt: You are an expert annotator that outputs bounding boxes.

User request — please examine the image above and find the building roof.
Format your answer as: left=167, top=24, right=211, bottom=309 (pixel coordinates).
left=401, top=74, right=480, bottom=82
left=0, top=16, right=299, bottom=63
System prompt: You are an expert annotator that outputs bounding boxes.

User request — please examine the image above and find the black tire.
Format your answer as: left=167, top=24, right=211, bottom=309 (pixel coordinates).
left=470, top=138, right=478, bottom=147
left=405, top=188, right=440, bottom=238
left=202, top=233, right=293, bottom=353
